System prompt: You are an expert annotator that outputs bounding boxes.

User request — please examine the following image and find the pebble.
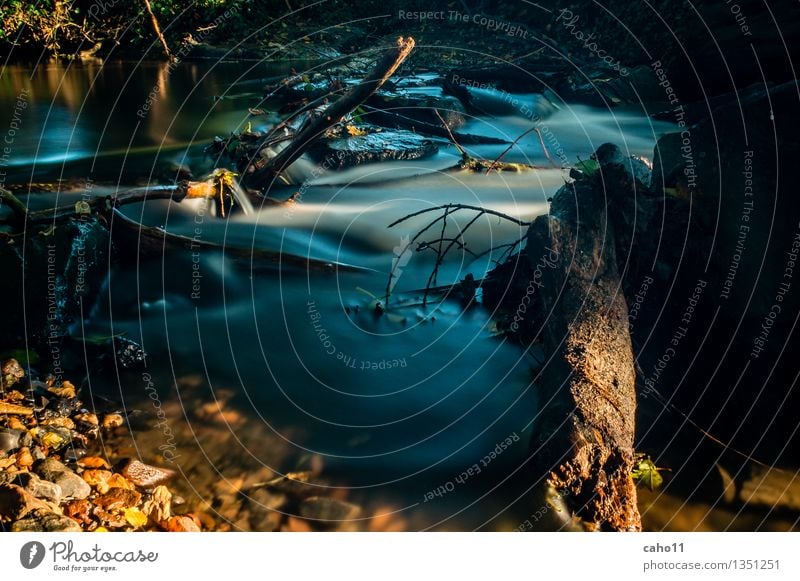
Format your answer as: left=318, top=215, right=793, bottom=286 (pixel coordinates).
left=101, top=413, right=124, bottom=429
left=73, top=412, right=99, bottom=426
left=95, top=487, right=142, bottom=511
left=141, top=485, right=171, bottom=523
left=0, top=428, right=22, bottom=453
left=15, top=472, right=62, bottom=503
left=0, top=402, right=33, bottom=415
left=299, top=496, right=361, bottom=522
left=1, top=359, right=25, bottom=388
left=77, top=456, right=110, bottom=469
left=120, top=459, right=175, bottom=488
left=63, top=499, right=92, bottom=525
left=35, top=457, right=91, bottom=500
left=164, top=515, right=201, bottom=532
left=11, top=508, right=82, bottom=532
left=47, top=381, right=76, bottom=399
left=0, top=483, right=52, bottom=520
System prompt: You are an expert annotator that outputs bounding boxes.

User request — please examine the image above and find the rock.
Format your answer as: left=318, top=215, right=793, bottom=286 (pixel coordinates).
left=119, top=459, right=175, bottom=488
left=367, top=92, right=466, bottom=128
left=35, top=457, right=91, bottom=500
left=299, top=497, right=361, bottom=522
left=73, top=412, right=99, bottom=427
left=0, top=428, right=22, bottom=453
left=14, top=472, right=62, bottom=503
left=0, top=483, right=52, bottom=519
left=15, top=446, right=33, bottom=468
left=0, top=401, right=33, bottom=415
left=164, top=515, right=200, bottom=532
left=82, top=469, right=113, bottom=490
left=47, top=381, right=76, bottom=399
left=63, top=499, right=92, bottom=525
left=309, top=129, right=438, bottom=169
left=101, top=413, right=124, bottom=429
left=95, top=488, right=142, bottom=511
left=40, top=416, right=76, bottom=430
left=141, top=485, right=172, bottom=523
left=1, top=359, right=25, bottom=388
left=32, top=425, right=72, bottom=451
left=77, top=455, right=109, bottom=469
left=11, top=508, right=81, bottom=532
left=246, top=488, right=288, bottom=531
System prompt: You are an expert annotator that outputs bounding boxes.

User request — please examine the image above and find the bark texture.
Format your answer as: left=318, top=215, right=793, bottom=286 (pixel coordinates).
left=527, top=176, right=640, bottom=531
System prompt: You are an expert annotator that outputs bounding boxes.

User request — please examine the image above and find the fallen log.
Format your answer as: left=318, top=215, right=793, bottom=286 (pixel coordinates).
left=246, top=36, right=416, bottom=188
left=526, top=175, right=640, bottom=531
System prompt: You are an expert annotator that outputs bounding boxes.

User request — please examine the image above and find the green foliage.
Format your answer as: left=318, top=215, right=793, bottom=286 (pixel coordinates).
left=631, top=453, right=669, bottom=491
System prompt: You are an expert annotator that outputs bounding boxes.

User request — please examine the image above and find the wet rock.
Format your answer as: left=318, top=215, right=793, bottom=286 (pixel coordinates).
left=299, top=496, right=361, bottom=522
left=77, top=455, right=109, bottom=469
left=31, top=425, right=72, bottom=451
left=35, top=457, right=91, bottom=500
left=11, top=508, right=81, bottom=532
left=164, top=515, right=201, bottom=532
left=95, top=488, right=142, bottom=511
left=48, top=381, right=76, bottom=399
left=367, top=92, right=466, bottom=128
left=0, top=483, right=52, bottom=519
left=14, top=472, right=62, bottom=503
left=1, top=359, right=25, bottom=389
left=0, top=428, right=23, bottom=453
left=40, top=416, right=76, bottom=430
left=63, top=498, right=92, bottom=526
left=0, top=402, right=33, bottom=415
left=119, top=459, right=175, bottom=488
left=73, top=412, right=99, bottom=427
left=141, top=485, right=172, bottom=523
left=310, top=129, right=438, bottom=169
left=101, top=413, right=124, bottom=429
left=14, top=446, right=33, bottom=469
left=82, top=469, right=113, bottom=490
left=246, top=488, right=288, bottom=531
left=113, top=337, right=148, bottom=369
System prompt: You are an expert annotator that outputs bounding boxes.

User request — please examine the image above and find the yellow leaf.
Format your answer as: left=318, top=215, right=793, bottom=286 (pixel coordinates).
left=124, top=507, right=148, bottom=529
left=95, top=527, right=109, bottom=532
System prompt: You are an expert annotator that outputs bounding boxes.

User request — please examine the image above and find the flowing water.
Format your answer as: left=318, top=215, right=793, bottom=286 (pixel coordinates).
left=1, top=59, right=687, bottom=529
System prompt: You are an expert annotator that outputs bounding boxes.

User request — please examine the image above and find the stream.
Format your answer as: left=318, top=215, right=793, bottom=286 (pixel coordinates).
left=1, top=59, right=679, bottom=529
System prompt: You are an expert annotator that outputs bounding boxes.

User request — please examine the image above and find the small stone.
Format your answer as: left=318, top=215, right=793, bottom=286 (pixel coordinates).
left=35, top=457, right=91, bottom=500
left=101, top=413, right=124, bottom=429
left=0, top=401, right=33, bottom=415
left=119, top=459, right=175, bottom=488
left=1, top=359, right=25, bottom=388
left=48, top=381, right=76, bottom=399
left=15, top=446, right=33, bottom=468
left=0, top=483, right=51, bottom=520
left=82, top=469, right=113, bottom=489
left=63, top=499, right=92, bottom=525
left=6, top=417, right=26, bottom=431
left=141, top=485, right=171, bottom=523
left=40, top=416, right=75, bottom=430
left=77, top=456, right=109, bottom=469
left=32, top=426, right=72, bottom=451
left=15, top=472, right=62, bottom=503
left=107, top=473, right=135, bottom=490
left=73, top=412, right=99, bottom=426
left=164, top=515, right=200, bottom=532
left=95, top=487, right=142, bottom=511
left=299, top=497, right=361, bottom=522
left=11, top=508, right=81, bottom=532
left=0, top=428, right=22, bottom=453
left=93, top=507, right=128, bottom=528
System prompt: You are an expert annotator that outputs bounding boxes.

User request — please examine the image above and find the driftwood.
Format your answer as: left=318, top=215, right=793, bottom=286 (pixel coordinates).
left=526, top=177, right=640, bottom=531
left=246, top=37, right=416, bottom=188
